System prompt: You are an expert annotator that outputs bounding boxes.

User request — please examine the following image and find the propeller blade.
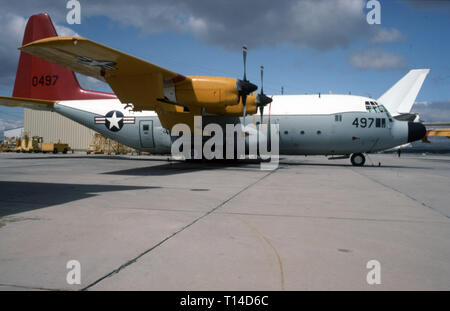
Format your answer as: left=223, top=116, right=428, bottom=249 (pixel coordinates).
left=260, top=65, right=264, bottom=94
left=259, top=105, right=264, bottom=124
left=236, top=45, right=257, bottom=130
left=259, top=65, right=266, bottom=124
left=267, top=99, right=272, bottom=151
left=243, top=46, right=248, bottom=81
left=242, top=94, right=247, bottom=128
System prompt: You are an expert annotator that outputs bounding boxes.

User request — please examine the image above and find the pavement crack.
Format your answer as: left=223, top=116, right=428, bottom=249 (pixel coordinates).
left=81, top=168, right=278, bottom=291
left=350, top=168, right=449, bottom=220
left=217, top=211, right=449, bottom=224
left=0, top=283, right=63, bottom=291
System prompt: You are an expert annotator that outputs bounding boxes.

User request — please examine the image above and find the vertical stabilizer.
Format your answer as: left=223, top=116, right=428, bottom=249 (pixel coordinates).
left=12, top=13, right=116, bottom=101
left=377, top=69, right=430, bottom=116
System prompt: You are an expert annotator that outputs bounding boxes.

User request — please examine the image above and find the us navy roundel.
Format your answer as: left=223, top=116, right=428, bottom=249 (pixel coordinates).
left=94, top=111, right=135, bottom=132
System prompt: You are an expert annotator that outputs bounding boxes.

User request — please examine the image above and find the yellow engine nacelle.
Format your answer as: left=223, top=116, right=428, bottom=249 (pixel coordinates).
left=176, top=76, right=257, bottom=116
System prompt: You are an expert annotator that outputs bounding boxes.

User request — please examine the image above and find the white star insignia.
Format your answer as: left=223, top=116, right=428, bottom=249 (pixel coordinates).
left=106, top=111, right=122, bottom=130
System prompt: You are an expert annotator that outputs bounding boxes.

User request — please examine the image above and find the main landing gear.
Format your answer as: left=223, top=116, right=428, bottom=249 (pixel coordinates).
left=350, top=153, right=366, bottom=166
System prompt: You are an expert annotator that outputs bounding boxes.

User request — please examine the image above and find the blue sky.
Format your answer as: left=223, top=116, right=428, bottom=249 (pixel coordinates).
left=1, top=0, right=449, bottom=132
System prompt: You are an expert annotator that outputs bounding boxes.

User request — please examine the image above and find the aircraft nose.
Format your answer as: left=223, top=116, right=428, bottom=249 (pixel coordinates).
left=407, top=122, right=426, bottom=143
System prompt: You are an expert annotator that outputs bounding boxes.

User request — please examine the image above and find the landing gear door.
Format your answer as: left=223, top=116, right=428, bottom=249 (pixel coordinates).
left=140, top=120, right=154, bottom=148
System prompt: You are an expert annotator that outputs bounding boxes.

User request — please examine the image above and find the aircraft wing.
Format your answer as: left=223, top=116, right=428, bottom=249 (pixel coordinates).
left=20, top=37, right=189, bottom=111
left=427, top=129, right=450, bottom=136
left=0, top=96, right=55, bottom=110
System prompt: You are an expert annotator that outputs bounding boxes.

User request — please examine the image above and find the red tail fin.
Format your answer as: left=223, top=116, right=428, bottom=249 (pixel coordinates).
left=13, top=13, right=116, bottom=101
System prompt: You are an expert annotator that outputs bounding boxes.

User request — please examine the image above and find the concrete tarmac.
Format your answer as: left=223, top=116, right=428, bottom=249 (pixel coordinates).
left=0, top=153, right=449, bottom=290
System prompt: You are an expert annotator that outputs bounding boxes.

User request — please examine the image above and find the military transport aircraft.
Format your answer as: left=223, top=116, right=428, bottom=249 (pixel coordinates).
left=0, top=13, right=429, bottom=166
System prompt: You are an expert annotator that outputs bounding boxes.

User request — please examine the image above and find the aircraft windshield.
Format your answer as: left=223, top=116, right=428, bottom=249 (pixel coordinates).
left=365, top=101, right=384, bottom=113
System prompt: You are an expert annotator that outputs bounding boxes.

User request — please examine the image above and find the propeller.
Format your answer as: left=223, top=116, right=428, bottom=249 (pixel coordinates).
left=256, top=65, right=273, bottom=124
left=236, top=46, right=258, bottom=128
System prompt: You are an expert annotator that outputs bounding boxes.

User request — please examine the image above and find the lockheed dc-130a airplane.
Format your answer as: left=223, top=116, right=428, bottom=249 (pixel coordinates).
left=0, top=13, right=430, bottom=166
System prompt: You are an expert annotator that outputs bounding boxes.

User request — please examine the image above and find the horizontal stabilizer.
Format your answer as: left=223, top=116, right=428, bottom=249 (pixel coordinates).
left=394, top=113, right=419, bottom=122
left=0, top=96, right=56, bottom=111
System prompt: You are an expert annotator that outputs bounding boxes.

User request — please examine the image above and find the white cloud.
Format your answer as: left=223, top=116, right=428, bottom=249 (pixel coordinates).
left=350, top=50, right=407, bottom=71
left=1, top=0, right=374, bottom=50
left=55, top=25, right=79, bottom=37
left=0, top=11, right=78, bottom=90
left=0, top=0, right=411, bottom=52
left=0, top=119, right=24, bottom=131
left=177, top=0, right=371, bottom=50
left=413, top=100, right=450, bottom=123
left=0, top=13, right=27, bottom=89
left=0, top=0, right=381, bottom=91
left=371, top=28, right=405, bottom=43
left=414, top=101, right=432, bottom=106
left=286, top=0, right=368, bottom=50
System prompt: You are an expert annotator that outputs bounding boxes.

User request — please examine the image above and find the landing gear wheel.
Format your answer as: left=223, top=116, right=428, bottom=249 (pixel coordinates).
left=350, top=153, right=365, bottom=166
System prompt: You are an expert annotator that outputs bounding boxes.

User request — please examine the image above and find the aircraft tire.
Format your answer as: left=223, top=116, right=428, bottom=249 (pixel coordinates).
left=351, top=153, right=365, bottom=166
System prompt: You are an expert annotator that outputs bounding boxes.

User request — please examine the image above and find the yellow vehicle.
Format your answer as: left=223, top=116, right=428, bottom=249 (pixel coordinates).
left=11, top=137, right=22, bottom=152
left=14, top=132, right=34, bottom=152
left=0, top=139, right=6, bottom=152
left=87, top=133, right=134, bottom=155
left=87, top=134, right=105, bottom=154
left=1, top=136, right=20, bottom=152
left=10, top=132, right=45, bottom=153
left=31, top=136, right=44, bottom=153
left=42, top=140, right=71, bottom=154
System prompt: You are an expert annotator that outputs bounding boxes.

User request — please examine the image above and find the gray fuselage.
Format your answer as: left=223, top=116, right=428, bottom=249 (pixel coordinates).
left=54, top=102, right=412, bottom=157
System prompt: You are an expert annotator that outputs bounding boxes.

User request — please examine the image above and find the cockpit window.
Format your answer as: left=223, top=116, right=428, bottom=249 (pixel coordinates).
left=365, top=101, right=383, bottom=113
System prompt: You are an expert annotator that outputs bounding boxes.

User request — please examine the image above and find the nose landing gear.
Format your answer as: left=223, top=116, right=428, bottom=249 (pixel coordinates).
left=350, top=153, right=366, bottom=166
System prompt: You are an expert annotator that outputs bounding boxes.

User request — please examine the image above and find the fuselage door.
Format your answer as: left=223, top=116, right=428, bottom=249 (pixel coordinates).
left=140, top=120, right=154, bottom=148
